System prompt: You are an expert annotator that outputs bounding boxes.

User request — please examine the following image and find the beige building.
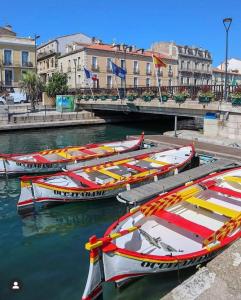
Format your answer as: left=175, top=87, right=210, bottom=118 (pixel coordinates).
left=152, top=41, right=212, bottom=85
left=58, top=43, right=178, bottom=89
left=0, top=25, right=35, bottom=89
left=37, top=33, right=92, bottom=83
left=212, top=68, right=241, bottom=86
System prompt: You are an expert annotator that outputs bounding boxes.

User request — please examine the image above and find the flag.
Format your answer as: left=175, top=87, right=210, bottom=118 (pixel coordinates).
left=84, top=67, right=97, bottom=81
left=111, top=62, right=126, bottom=79
left=152, top=55, right=167, bottom=68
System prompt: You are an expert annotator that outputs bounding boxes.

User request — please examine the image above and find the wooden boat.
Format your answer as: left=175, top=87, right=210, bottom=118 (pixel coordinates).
left=82, top=166, right=241, bottom=300
left=18, top=145, right=195, bottom=211
left=0, top=134, right=144, bottom=176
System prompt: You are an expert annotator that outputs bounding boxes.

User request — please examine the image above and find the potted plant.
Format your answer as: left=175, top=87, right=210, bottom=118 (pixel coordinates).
left=198, top=86, right=214, bottom=103
left=230, top=86, right=241, bottom=106
left=174, top=87, right=189, bottom=103
left=160, top=87, right=169, bottom=102
left=141, top=91, right=155, bottom=102
left=126, top=91, right=138, bottom=101
left=83, top=94, right=91, bottom=101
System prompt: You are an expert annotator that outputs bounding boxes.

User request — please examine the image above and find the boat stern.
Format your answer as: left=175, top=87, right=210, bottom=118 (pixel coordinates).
left=17, top=178, right=35, bottom=212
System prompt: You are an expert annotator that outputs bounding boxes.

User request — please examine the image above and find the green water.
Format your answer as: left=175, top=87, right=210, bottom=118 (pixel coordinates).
left=0, top=121, right=196, bottom=300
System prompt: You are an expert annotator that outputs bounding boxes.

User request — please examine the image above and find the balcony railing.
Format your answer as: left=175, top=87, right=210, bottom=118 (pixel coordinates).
left=3, top=61, right=12, bottom=66
left=22, top=61, right=34, bottom=67
left=133, top=69, right=140, bottom=75
left=91, top=65, right=99, bottom=72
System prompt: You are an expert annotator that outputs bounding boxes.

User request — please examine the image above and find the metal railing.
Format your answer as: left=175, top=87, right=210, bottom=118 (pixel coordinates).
left=69, top=84, right=238, bottom=101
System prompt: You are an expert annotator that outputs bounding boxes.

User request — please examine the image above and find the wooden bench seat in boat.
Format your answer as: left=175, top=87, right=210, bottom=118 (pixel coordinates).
left=98, top=169, right=123, bottom=180
left=67, top=172, right=99, bottom=188
left=123, top=163, right=147, bottom=173
left=81, top=149, right=98, bottom=155
left=154, top=210, right=214, bottom=238
left=186, top=196, right=240, bottom=218
left=223, top=176, right=241, bottom=184
left=143, top=157, right=169, bottom=165
left=57, top=152, right=73, bottom=159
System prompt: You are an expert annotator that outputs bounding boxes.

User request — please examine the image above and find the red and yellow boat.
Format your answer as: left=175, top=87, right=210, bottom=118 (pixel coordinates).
left=18, top=145, right=195, bottom=211
left=82, top=166, right=241, bottom=300
left=0, top=134, right=144, bottom=176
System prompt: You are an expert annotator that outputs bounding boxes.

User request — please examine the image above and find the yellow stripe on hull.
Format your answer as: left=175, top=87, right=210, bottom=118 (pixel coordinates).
left=115, top=251, right=178, bottom=264
left=186, top=196, right=240, bottom=218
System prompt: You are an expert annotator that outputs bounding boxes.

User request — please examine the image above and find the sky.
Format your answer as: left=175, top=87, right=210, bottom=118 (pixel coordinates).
left=1, top=0, right=241, bottom=66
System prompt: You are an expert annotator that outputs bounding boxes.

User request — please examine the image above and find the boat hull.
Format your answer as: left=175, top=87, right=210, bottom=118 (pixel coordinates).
left=17, top=169, right=175, bottom=211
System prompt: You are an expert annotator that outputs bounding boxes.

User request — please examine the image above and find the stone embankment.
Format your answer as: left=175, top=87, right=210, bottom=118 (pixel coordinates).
left=162, top=238, right=241, bottom=300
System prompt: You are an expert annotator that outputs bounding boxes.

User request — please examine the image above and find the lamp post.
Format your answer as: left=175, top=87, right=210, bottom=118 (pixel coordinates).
left=34, top=34, right=40, bottom=74
left=223, top=17, right=232, bottom=102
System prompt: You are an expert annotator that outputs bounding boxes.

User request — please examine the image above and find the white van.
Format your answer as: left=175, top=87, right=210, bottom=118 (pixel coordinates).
left=7, top=90, right=27, bottom=104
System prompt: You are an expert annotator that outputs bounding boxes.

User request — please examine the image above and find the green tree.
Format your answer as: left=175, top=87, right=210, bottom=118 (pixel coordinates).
left=45, top=72, right=68, bottom=98
left=20, top=71, right=43, bottom=110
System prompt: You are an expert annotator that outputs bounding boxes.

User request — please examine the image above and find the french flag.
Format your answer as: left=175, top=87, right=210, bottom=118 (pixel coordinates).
left=84, top=67, right=97, bottom=81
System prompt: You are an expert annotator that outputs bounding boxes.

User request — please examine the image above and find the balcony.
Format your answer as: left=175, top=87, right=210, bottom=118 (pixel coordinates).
left=22, top=61, right=34, bottom=68
left=37, top=50, right=56, bottom=60
left=133, top=69, right=140, bottom=75
left=3, top=61, right=12, bottom=66
left=91, top=65, right=99, bottom=72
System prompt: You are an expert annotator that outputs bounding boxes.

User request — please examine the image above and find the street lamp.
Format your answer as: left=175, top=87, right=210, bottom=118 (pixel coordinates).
left=223, top=17, right=232, bottom=102
left=34, top=34, right=40, bottom=74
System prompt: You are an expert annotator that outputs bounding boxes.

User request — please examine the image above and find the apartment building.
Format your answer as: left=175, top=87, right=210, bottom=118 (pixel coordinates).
left=217, top=58, right=241, bottom=73
left=58, top=43, right=178, bottom=89
left=152, top=41, right=212, bottom=85
left=37, top=33, right=92, bottom=83
left=0, top=25, right=35, bottom=89
left=212, top=68, right=241, bottom=86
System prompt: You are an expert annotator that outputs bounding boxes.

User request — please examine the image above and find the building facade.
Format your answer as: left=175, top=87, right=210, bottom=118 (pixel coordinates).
left=37, top=33, right=93, bottom=83
left=217, top=58, right=241, bottom=73
left=0, top=25, right=35, bottom=89
left=152, top=41, right=212, bottom=85
left=212, top=68, right=241, bottom=86
left=58, top=43, right=178, bottom=89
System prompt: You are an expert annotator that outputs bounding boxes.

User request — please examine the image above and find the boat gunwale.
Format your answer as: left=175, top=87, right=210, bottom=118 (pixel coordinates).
left=21, top=144, right=195, bottom=192
left=103, top=166, right=241, bottom=262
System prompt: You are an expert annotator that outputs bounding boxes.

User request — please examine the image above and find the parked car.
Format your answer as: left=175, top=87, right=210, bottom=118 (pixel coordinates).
left=0, top=96, right=7, bottom=105
left=6, top=91, right=27, bottom=104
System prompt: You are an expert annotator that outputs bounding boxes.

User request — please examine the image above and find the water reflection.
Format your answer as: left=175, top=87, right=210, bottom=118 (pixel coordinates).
left=21, top=200, right=125, bottom=237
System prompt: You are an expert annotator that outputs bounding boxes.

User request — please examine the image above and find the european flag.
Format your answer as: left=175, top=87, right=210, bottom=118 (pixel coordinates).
left=111, top=62, right=126, bottom=79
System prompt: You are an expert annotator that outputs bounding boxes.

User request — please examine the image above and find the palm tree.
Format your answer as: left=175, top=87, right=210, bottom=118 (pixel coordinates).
left=20, top=71, right=43, bottom=110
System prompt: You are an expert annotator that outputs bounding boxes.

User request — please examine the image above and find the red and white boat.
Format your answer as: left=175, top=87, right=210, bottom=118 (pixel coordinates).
left=0, top=134, right=144, bottom=176
left=17, top=145, right=195, bottom=211
left=82, top=166, right=241, bottom=300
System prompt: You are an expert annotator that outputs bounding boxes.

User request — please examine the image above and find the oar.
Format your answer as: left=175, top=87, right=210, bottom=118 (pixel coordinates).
left=85, top=225, right=140, bottom=251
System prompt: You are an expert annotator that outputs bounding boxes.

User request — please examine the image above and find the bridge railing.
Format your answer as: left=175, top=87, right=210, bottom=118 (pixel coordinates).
left=69, top=85, right=237, bottom=101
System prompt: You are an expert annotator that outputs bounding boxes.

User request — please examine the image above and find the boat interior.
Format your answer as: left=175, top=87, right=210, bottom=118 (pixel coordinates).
left=113, top=168, right=241, bottom=257
left=11, top=139, right=140, bottom=164
left=38, top=146, right=193, bottom=188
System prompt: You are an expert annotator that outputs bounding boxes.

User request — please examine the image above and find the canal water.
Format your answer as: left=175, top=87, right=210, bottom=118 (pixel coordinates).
left=0, top=121, right=196, bottom=300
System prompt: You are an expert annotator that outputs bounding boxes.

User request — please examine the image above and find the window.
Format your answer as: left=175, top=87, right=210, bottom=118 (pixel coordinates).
left=169, top=79, right=172, bottom=86
left=107, top=58, right=112, bottom=71
left=5, top=69, right=13, bottom=85
left=78, top=57, right=80, bottom=68
left=146, top=63, right=151, bottom=74
left=22, top=51, right=29, bottom=66
left=21, top=70, right=27, bottom=79
left=195, top=62, right=198, bottom=70
left=92, top=56, right=98, bottom=68
left=4, top=50, right=12, bottom=65
left=181, top=60, right=184, bottom=69
left=134, top=77, right=138, bottom=87
left=202, top=64, right=204, bottom=71
left=187, top=61, right=190, bottom=70
left=60, top=63, right=63, bottom=72
left=146, top=78, right=151, bottom=87
left=187, top=77, right=190, bottom=85
left=107, top=75, right=112, bottom=88
left=51, top=58, right=54, bottom=68
left=158, top=78, right=161, bottom=86
left=133, top=61, right=139, bottom=74
left=121, top=59, right=125, bottom=69
left=181, top=77, right=184, bottom=85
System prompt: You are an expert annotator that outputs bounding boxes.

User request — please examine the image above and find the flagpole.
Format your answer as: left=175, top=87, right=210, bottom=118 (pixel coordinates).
left=152, top=52, right=162, bottom=103
left=88, top=80, right=95, bottom=100
left=114, top=75, right=121, bottom=99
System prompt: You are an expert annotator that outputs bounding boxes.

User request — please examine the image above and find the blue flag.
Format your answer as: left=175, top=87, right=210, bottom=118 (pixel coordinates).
left=111, top=62, right=126, bottom=79
left=84, top=67, right=92, bottom=79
